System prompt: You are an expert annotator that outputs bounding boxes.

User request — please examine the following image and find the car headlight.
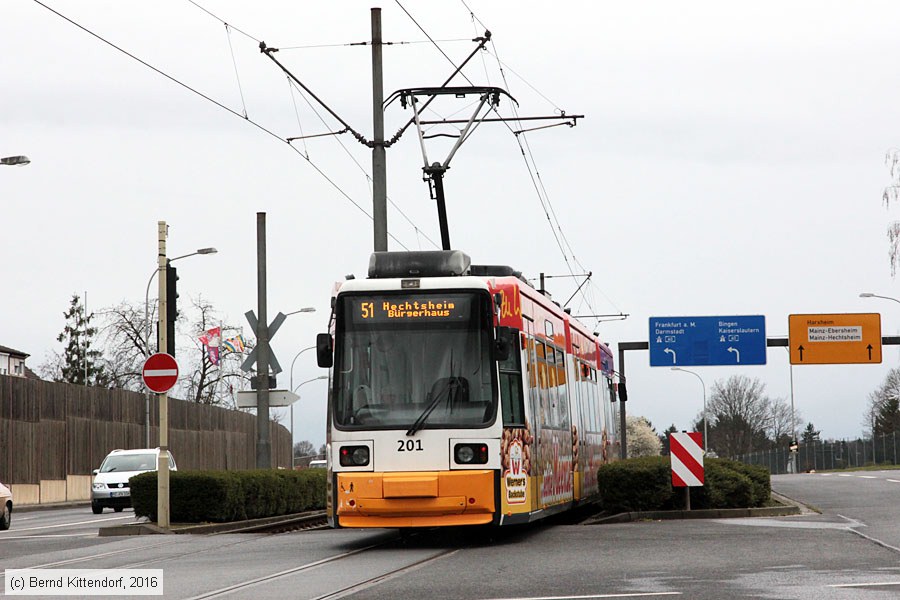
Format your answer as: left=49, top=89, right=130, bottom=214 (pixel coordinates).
left=339, top=445, right=370, bottom=467
left=92, top=483, right=105, bottom=491
left=455, top=443, right=489, bottom=464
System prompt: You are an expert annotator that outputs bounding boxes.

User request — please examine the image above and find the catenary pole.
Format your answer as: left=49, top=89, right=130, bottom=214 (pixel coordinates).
left=255, top=213, right=271, bottom=468
left=371, top=8, right=387, bottom=252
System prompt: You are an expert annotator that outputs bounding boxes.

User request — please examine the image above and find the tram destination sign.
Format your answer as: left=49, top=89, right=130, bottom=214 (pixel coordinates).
left=788, top=313, right=881, bottom=365
left=649, top=315, right=767, bottom=367
left=350, top=294, right=473, bottom=324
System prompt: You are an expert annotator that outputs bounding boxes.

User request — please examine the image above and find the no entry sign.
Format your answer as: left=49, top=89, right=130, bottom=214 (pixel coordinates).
left=142, top=353, right=179, bottom=394
left=670, top=432, right=704, bottom=487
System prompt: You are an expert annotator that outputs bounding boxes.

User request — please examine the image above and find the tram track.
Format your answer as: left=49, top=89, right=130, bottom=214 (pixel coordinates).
left=185, top=526, right=469, bottom=599
left=184, top=540, right=396, bottom=600
left=209, top=511, right=330, bottom=534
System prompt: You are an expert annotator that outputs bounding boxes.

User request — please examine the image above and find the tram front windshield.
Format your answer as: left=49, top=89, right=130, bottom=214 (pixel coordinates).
left=333, top=291, right=495, bottom=430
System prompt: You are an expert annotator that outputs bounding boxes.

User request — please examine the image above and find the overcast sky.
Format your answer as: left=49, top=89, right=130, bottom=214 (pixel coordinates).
left=4, top=1, right=900, bottom=449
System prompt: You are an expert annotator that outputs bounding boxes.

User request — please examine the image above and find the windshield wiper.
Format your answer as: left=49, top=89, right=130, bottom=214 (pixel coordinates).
left=406, top=351, right=456, bottom=436
left=406, top=379, right=452, bottom=436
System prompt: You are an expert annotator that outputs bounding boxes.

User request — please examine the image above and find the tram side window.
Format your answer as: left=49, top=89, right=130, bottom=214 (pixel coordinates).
left=589, top=368, right=601, bottom=433
left=498, top=329, right=525, bottom=426
left=604, top=375, right=618, bottom=438
left=585, top=365, right=598, bottom=433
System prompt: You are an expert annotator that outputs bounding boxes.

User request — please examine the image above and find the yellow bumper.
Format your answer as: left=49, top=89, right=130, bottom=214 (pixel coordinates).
left=336, top=470, right=495, bottom=527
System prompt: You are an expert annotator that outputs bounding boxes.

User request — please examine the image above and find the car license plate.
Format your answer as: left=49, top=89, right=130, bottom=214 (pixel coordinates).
left=110, top=490, right=130, bottom=498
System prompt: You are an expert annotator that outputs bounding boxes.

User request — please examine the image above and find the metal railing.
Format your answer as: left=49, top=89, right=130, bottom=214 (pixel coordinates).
left=735, top=433, right=900, bottom=474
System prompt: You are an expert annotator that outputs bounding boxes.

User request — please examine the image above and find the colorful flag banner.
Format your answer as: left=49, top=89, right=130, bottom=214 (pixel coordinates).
left=223, top=335, right=246, bottom=353
left=204, top=327, right=222, bottom=365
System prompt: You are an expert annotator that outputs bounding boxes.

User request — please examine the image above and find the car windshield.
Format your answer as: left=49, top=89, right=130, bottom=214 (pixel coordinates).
left=333, top=291, right=495, bottom=430
left=100, top=454, right=157, bottom=473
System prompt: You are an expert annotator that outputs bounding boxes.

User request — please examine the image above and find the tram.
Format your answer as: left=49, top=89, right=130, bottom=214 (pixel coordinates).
left=315, top=250, right=620, bottom=528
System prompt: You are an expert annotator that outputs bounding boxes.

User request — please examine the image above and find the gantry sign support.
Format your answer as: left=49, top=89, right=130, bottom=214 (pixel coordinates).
left=616, top=336, right=900, bottom=460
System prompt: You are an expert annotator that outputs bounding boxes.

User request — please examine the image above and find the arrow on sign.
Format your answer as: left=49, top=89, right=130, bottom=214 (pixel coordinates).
left=664, top=348, right=676, bottom=364
left=727, top=347, right=741, bottom=363
left=798, top=345, right=805, bottom=362
left=868, top=344, right=873, bottom=360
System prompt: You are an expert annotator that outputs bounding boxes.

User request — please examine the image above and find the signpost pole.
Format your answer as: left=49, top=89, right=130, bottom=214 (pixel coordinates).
left=156, top=221, right=170, bottom=529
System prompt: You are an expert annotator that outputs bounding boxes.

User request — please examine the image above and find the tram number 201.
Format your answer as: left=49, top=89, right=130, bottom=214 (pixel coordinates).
left=397, top=440, right=424, bottom=452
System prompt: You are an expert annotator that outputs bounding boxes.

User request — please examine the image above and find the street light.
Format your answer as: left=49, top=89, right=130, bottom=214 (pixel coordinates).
left=291, top=375, right=328, bottom=468
left=671, top=367, right=707, bottom=452
left=143, top=247, right=218, bottom=357
left=293, top=375, right=328, bottom=395
left=859, top=292, right=900, bottom=305
left=289, top=345, right=316, bottom=452
left=142, top=247, right=216, bottom=447
left=0, top=155, right=30, bottom=166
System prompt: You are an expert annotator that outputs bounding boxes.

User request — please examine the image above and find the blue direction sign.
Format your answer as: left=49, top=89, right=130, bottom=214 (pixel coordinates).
left=649, top=315, right=767, bottom=367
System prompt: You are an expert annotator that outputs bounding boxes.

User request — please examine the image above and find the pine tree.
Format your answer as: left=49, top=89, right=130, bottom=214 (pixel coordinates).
left=801, top=422, right=820, bottom=444
left=54, top=294, right=109, bottom=386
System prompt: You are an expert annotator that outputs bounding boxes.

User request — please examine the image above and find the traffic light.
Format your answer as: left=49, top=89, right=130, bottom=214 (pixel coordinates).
left=165, top=264, right=178, bottom=356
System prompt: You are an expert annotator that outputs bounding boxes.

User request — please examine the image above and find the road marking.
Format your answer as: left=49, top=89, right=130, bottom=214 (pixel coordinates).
left=720, top=514, right=865, bottom=531
left=0, top=515, right=133, bottom=533
left=479, top=595, right=682, bottom=600
left=819, top=473, right=833, bottom=476
left=828, top=581, right=900, bottom=588
left=0, top=533, right=96, bottom=540
left=838, top=474, right=853, bottom=477
left=858, top=475, right=877, bottom=479
left=888, top=479, right=900, bottom=483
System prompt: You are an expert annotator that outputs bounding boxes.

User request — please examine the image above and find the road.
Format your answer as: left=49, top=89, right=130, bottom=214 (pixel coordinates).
left=773, top=469, right=900, bottom=551
left=1, top=475, right=899, bottom=599
left=0, top=505, right=141, bottom=560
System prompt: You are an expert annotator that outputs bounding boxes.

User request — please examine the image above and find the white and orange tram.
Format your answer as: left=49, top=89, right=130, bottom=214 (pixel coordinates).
left=315, top=250, right=620, bottom=528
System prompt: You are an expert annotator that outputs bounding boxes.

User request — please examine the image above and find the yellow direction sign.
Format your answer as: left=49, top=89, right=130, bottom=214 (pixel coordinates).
left=788, top=313, right=882, bottom=365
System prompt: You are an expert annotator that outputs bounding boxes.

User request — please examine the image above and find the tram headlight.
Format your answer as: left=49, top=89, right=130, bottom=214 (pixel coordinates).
left=339, top=445, right=370, bottom=467
left=454, top=443, right=489, bottom=465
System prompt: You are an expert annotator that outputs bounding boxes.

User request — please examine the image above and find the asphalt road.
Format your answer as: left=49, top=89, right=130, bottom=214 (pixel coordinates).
left=2, top=474, right=900, bottom=599
left=773, top=469, right=900, bottom=551
left=1, top=504, right=139, bottom=552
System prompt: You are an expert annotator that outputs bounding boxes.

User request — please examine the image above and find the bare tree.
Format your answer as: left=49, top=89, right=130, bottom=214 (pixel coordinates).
left=883, top=150, right=900, bottom=275
left=705, top=375, right=772, bottom=458
left=93, top=300, right=153, bottom=392
left=767, top=397, right=797, bottom=447
left=293, top=440, right=317, bottom=468
left=180, top=297, right=253, bottom=406
left=87, top=295, right=253, bottom=407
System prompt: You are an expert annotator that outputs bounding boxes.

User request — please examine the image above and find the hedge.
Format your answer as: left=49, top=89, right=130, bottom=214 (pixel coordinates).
left=130, top=469, right=327, bottom=523
left=597, top=456, right=770, bottom=513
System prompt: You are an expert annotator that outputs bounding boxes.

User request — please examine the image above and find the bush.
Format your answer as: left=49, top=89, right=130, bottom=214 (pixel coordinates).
left=597, top=456, right=675, bottom=513
left=131, top=469, right=326, bottom=523
left=597, top=456, right=771, bottom=513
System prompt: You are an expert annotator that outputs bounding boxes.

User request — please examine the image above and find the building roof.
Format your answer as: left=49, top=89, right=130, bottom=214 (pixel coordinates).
left=0, top=345, right=29, bottom=358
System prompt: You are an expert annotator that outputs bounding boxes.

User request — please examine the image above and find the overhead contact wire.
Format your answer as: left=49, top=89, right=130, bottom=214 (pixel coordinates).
left=33, top=0, right=411, bottom=251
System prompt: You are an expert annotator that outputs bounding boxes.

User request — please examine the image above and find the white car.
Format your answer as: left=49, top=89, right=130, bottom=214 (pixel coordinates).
left=0, top=480, right=12, bottom=530
left=91, top=448, right=176, bottom=514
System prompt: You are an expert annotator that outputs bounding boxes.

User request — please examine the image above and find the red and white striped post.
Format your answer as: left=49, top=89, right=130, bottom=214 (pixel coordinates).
left=670, top=432, right=704, bottom=510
